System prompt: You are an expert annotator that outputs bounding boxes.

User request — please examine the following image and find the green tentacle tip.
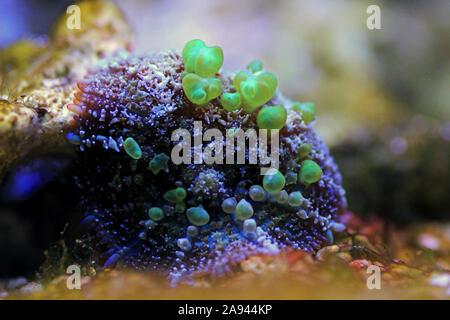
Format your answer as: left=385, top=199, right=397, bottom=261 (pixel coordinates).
left=263, top=168, right=286, bottom=195
left=221, top=197, right=237, bottom=214
left=246, top=60, right=263, bottom=74
left=233, top=71, right=277, bottom=112
left=256, top=105, right=287, bottom=130
left=123, top=137, right=142, bottom=160
left=186, top=206, right=210, bottom=226
left=292, top=102, right=316, bottom=125
left=300, top=160, right=322, bottom=185
left=148, top=207, right=164, bottom=221
left=288, top=191, right=303, bottom=207
left=182, top=73, right=222, bottom=105
left=163, top=187, right=187, bottom=203
left=182, top=39, right=223, bottom=77
left=235, top=199, right=254, bottom=221
left=249, top=185, right=266, bottom=202
left=276, top=190, right=288, bottom=204
left=148, top=153, right=169, bottom=174
left=220, top=92, right=241, bottom=112
left=298, top=143, right=312, bottom=159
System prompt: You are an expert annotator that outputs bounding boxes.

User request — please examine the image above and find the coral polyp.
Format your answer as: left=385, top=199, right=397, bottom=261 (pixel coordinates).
left=300, top=160, right=323, bottom=185
left=182, top=39, right=223, bottom=77
left=233, top=71, right=278, bottom=112
left=68, top=40, right=346, bottom=282
left=123, top=137, right=142, bottom=160
left=263, top=168, right=286, bottom=195
left=257, top=105, right=287, bottom=130
left=220, top=92, right=241, bottom=112
left=182, top=73, right=222, bottom=105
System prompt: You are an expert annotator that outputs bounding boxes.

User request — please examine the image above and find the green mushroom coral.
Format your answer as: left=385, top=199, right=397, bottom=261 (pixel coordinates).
left=182, top=73, right=222, bottom=105
left=256, top=105, right=287, bottom=130
left=182, top=39, right=224, bottom=77
left=300, top=160, right=322, bottom=185
left=233, top=71, right=277, bottom=113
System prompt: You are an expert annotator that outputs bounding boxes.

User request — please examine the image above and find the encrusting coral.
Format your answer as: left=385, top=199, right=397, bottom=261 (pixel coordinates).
left=68, top=37, right=347, bottom=283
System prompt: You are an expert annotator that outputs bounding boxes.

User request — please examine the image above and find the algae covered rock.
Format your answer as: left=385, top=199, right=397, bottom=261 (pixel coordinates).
left=0, top=0, right=132, bottom=181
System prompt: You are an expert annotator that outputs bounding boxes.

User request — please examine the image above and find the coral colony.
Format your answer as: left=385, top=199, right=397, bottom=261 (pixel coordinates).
left=67, top=39, right=347, bottom=282
left=170, top=120, right=281, bottom=173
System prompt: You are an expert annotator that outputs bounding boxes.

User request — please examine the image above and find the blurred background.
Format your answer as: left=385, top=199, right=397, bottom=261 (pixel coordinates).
left=0, top=0, right=448, bottom=278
